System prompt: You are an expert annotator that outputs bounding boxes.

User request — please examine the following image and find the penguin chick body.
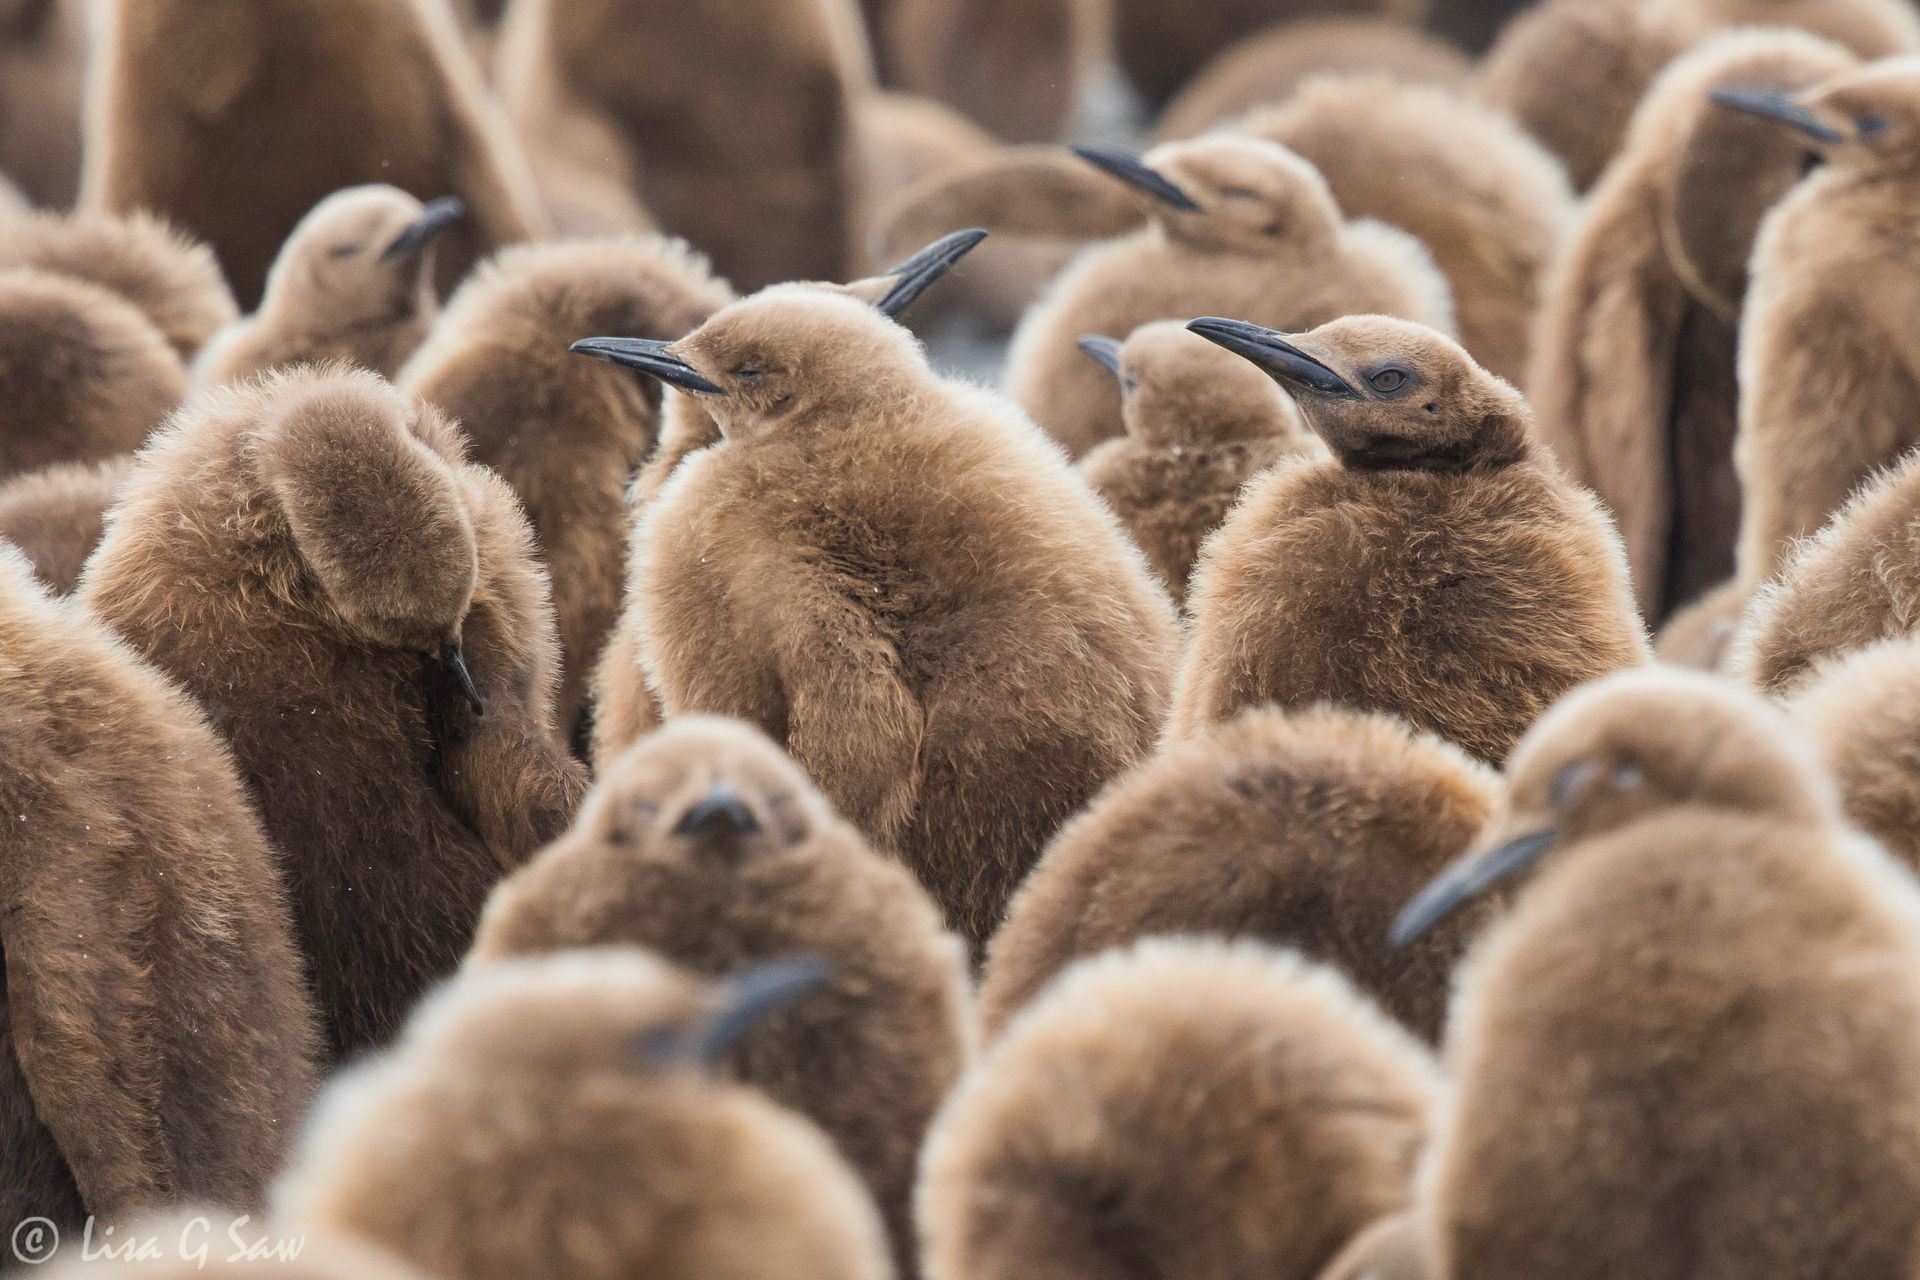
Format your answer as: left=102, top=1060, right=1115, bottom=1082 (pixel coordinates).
left=0, top=456, right=130, bottom=594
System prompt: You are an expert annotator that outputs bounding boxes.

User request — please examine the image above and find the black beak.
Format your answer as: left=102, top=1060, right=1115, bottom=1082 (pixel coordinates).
left=1389, top=828, right=1558, bottom=947
left=874, top=227, right=990, bottom=319
left=1076, top=334, right=1124, bottom=379
left=569, top=337, right=726, bottom=396
left=381, top=197, right=467, bottom=262
left=672, top=780, right=760, bottom=838
left=1071, top=144, right=1201, bottom=212
left=637, top=956, right=831, bottom=1068
left=438, top=642, right=485, bottom=718
left=1186, top=317, right=1358, bottom=398
left=1709, top=86, right=1849, bottom=145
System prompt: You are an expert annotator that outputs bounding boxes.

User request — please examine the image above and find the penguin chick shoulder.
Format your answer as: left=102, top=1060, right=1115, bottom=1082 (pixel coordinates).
left=1785, top=633, right=1920, bottom=875
left=1175, top=314, right=1649, bottom=762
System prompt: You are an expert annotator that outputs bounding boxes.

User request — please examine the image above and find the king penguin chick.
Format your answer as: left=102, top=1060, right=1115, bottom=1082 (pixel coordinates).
left=980, top=704, right=1503, bottom=1041
left=80, top=367, right=590, bottom=1061
left=574, top=244, right=1182, bottom=957
left=879, top=0, right=1105, bottom=144
left=0, top=456, right=130, bottom=594
left=1176, top=314, right=1649, bottom=762
left=1394, top=666, right=1920, bottom=1280
left=1529, top=29, right=1857, bottom=623
left=400, top=235, right=734, bottom=747
left=275, top=950, right=893, bottom=1280
left=0, top=544, right=320, bottom=1231
left=0, top=0, right=84, bottom=208
left=1004, top=137, right=1454, bottom=455
left=469, top=715, right=970, bottom=1276
left=1784, top=634, right=1920, bottom=874
left=84, top=0, right=548, bottom=307
left=1718, top=57, right=1920, bottom=584
left=1076, top=321, right=1322, bottom=605
left=922, top=938, right=1441, bottom=1280
left=195, top=187, right=466, bottom=385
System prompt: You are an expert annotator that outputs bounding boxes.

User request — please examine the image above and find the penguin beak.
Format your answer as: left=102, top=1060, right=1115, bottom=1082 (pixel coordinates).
left=1708, top=86, right=1849, bottom=145
left=673, top=780, right=760, bottom=838
left=1186, top=317, right=1359, bottom=399
left=438, top=642, right=485, bottom=718
left=569, top=337, right=727, bottom=396
left=1076, top=335, right=1125, bottom=380
left=1071, top=144, right=1201, bottom=212
left=636, top=956, right=832, bottom=1068
left=1389, top=828, right=1558, bottom=946
left=873, top=227, right=990, bottom=319
left=381, top=197, right=467, bottom=262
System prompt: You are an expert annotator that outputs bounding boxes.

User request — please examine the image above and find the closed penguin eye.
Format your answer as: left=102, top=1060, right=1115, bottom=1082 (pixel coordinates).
left=1369, top=368, right=1408, bottom=393
left=328, top=243, right=360, bottom=259
left=732, top=364, right=764, bottom=381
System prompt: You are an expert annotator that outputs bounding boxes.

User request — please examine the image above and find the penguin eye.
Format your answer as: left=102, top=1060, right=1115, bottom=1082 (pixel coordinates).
left=1219, top=186, right=1260, bottom=201
left=1858, top=114, right=1890, bottom=139
left=1122, top=376, right=1139, bottom=393
left=328, top=243, right=360, bottom=259
left=732, top=365, right=764, bottom=381
left=1368, top=367, right=1409, bottom=394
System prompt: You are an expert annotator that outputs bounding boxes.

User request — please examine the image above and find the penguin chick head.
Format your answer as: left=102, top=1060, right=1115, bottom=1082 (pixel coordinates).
left=1071, top=136, right=1343, bottom=255
left=1079, top=319, right=1308, bottom=448
left=1391, top=668, right=1837, bottom=945
left=263, top=186, right=463, bottom=329
left=249, top=369, right=482, bottom=697
left=1712, top=57, right=1920, bottom=170
left=1187, top=313, right=1530, bottom=470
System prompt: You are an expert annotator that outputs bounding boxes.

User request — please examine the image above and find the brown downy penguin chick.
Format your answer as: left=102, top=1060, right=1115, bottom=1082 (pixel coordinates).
left=1718, top=58, right=1920, bottom=583
left=495, top=0, right=868, bottom=291
left=923, top=938, right=1441, bottom=1280
left=573, top=240, right=1181, bottom=956
left=1784, top=634, right=1920, bottom=874
left=84, top=0, right=548, bottom=308
left=1314, top=1212, right=1432, bottom=1280
left=1529, top=30, right=1857, bottom=622
left=0, top=544, right=320, bottom=1230
left=81, top=367, right=589, bottom=1061
left=0, top=0, right=83, bottom=208
left=1074, top=321, right=1322, bottom=605
left=1155, top=19, right=1472, bottom=142
left=980, top=704, right=1503, bottom=1042
left=879, top=0, right=1105, bottom=144
left=0, top=455, right=130, bottom=594
left=1002, top=137, right=1454, bottom=455
left=400, top=235, right=734, bottom=747
left=195, top=188, right=466, bottom=385
left=469, top=715, right=970, bottom=1275
left=276, top=950, right=893, bottom=1280
left=1112, top=0, right=1429, bottom=107
left=1176, top=314, right=1648, bottom=761
left=1393, top=666, right=1920, bottom=1280
left=1653, top=576, right=1750, bottom=670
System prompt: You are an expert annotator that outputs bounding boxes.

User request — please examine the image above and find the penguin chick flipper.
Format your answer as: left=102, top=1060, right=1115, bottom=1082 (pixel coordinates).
left=779, top=618, right=925, bottom=850
left=438, top=710, right=592, bottom=870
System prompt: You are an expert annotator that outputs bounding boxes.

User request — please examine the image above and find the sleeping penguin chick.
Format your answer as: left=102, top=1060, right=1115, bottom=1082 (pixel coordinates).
left=1075, top=321, right=1321, bottom=605
left=1529, top=29, right=1857, bottom=623
left=922, top=938, right=1441, bottom=1280
left=1394, top=666, right=1920, bottom=1280
left=1176, top=314, right=1649, bottom=762
left=80, top=367, right=589, bottom=1061
left=469, top=715, right=970, bottom=1276
left=575, top=253, right=1181, bottom=957
left=1784, top=634, right=1920, bottom=874
left=0, top=455, right=131, bottom=593
left=0, top=544, right=320, bottom=1232
left=1005, top=136, right=1455, bottom=455
left=84, top=0, right=548, bottom=307
left=195, top=187, right=466, bottom=385
left=1720, top=57, right=1920, bottom=583
left=979, top=704, right=1503, bottom=1042
left=275, top=950, right=894, bottom=1280
left=400, top=235, right=735, bottom=746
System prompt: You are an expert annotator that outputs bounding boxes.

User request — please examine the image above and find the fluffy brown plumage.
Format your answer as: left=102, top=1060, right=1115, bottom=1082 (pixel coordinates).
left=980, top=704, right=1502, bottom=1042
left=1175, top=314, right=1648, bottom=762
left=1400, top=667, right=1920, bottom=1280
left=0, top=0, right=83, bottom=208
left=879, top=0, right=1104, bottom=143
left=0, top=544, right=320, bottom=1231
left=81, top=367, right=588, bottom=1061
left=84, top=0, right=547, bottom=307
left=470, top=715, right=970, bottom=1275
left=275, top=950, right=893, bottom=1280
left=1111, top=0, right=1428, bottom=106
left=0, top=455, right=129, bottom=593
left=1314, top=1213, right=1432, bottom=1280
left=400, top=235, right=734, bottom=745
left=1528, top=30, right=1856, bottom=622
left=923, top=938, right=1441, bottom=1280
left=1786, top=634, right=1920, bottom=874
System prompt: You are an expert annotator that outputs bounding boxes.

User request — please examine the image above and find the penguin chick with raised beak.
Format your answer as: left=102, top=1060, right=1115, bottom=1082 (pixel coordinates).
left=81, top=367, right=589, bottom=1061
left=574, top=231, right=1181, bottom=958
left=196, top=187, right=466, bottom=384
left=470, top=715, right=970, bottom=1276
left=1176, top=314, right=1648, bottom=762
left=1394, top=667, right=1920, bottom=1280
left=275, top=950, right=892, bottom=1280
